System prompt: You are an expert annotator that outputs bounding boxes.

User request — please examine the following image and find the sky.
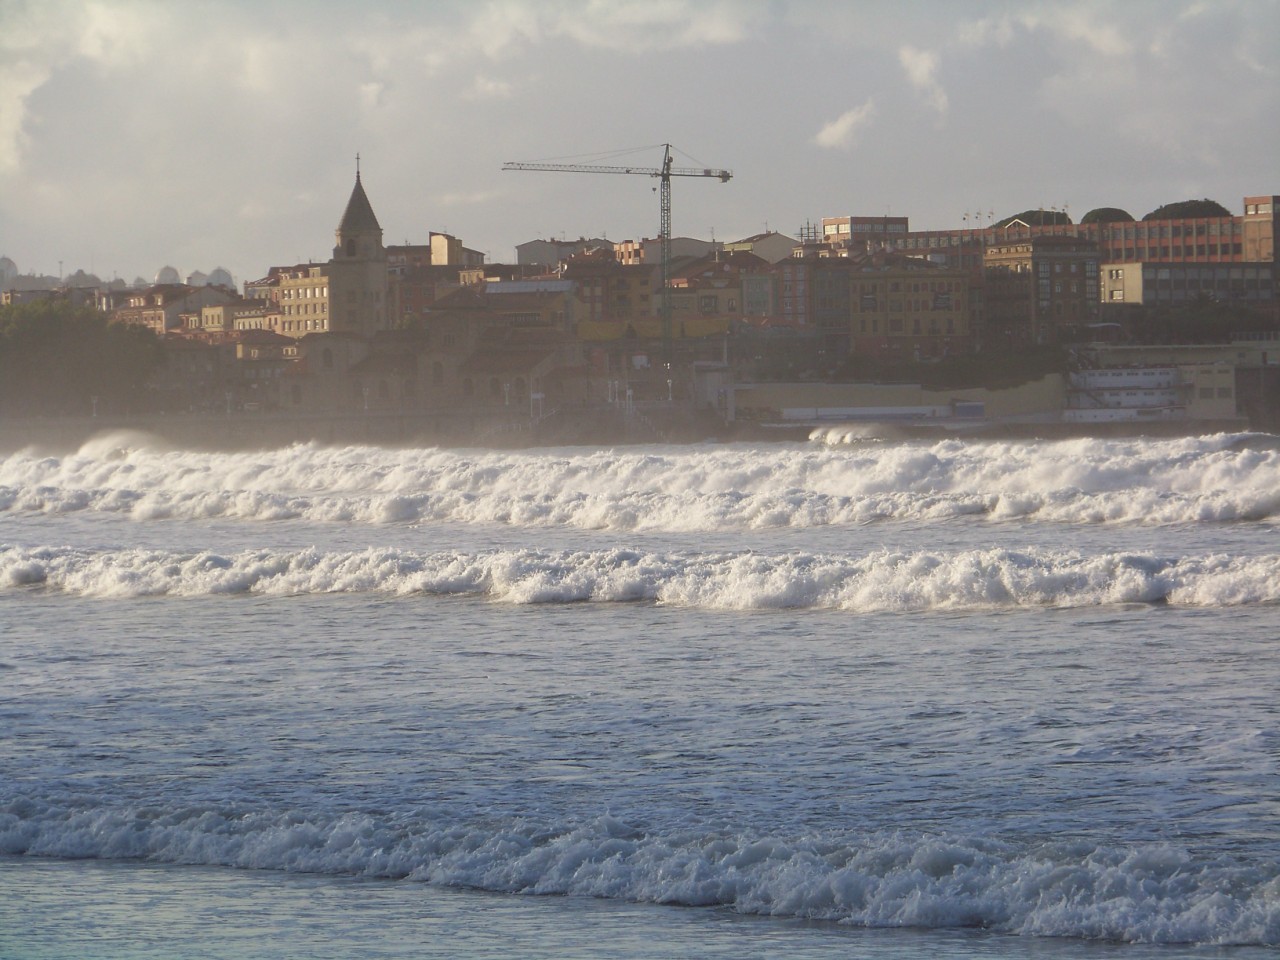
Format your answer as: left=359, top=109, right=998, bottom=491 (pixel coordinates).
left=1, top=0, right=1277, bottom=288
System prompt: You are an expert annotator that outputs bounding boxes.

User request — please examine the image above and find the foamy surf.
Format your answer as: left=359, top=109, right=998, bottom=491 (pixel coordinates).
left=3, top=434, right=1279, bottom=530
left=1, top=799, right=1274, bottom=946
left=4, top=543, right=1278, bottom=608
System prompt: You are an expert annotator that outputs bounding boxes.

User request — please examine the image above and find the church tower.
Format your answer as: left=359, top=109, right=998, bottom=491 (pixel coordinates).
left=328, top=161, right=389, bottom=338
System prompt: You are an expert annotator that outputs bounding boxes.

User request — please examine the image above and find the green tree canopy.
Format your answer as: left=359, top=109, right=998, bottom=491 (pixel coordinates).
left=993, top=209, right=1073, bottom=228
left=1142, top=199, right=1231, bottom=220
left=0, top=299, right=163, bottom=415
left=1080, top=207, right=1134, bottom=224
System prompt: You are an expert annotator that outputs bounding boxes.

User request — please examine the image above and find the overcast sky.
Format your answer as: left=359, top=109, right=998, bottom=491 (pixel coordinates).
left=2, top=0, right=1276, bottom=287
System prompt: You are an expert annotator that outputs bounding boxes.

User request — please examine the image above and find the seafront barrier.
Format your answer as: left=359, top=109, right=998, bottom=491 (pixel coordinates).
left=0, top=373, right=1265, bottom=452
left=0, top=404, right=730, bottom=453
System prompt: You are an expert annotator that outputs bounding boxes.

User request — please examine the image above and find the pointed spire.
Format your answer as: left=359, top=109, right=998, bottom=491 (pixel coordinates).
left=337, top=165, right=381, bottom=235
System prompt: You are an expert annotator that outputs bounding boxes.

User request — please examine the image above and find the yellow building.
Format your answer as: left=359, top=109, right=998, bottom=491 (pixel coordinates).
left=255, top=170, right=389, bottom=341
left=842, top=253, right=972, bottom=360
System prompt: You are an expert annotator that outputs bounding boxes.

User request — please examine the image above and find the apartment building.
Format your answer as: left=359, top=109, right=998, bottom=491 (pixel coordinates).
left=847, top=252, right=971, bottom=360
left=982, top=236, right=1099, bottom=346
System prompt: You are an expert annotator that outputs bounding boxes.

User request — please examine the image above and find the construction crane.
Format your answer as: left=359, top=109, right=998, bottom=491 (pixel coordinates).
left=502, top=144, right=732, bottom=365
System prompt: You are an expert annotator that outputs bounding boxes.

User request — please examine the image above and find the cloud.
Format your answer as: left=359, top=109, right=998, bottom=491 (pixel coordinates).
left=813, top=98, right=876, bottom=150
left=958, top=4, right=1129, bottom=57
left=1027, top=6, right=1130, bottom=56
left=898, top=45, right=948, bottom=114
left=436, top=189, right=501, bottom=208
left=0, top=0, right=167, bottom=173
left=548, top=0, right=756, bottom=52
left=466, top=74, right=515, bottom=100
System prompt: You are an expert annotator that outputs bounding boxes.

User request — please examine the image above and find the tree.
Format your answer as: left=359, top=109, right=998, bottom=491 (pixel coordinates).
left=993, top=209, right=1073, bottom=229
left=0, top=299, right=164, bottom=415
left=1080, top=207, right=1134, bottom=224
left=1142, top=199, right=1231, bottom=220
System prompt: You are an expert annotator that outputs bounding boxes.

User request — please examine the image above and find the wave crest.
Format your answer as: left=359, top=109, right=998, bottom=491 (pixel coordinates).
left=4, top=543, right=1278, bottom=609
left=1, top=799, right=1274, bottom=945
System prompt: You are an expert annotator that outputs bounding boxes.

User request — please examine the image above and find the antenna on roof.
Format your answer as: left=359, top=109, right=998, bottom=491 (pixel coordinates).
left=356, top=152, right=361, bottom=180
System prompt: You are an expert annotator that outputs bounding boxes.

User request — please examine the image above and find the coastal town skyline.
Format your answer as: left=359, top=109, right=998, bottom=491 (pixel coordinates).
left=2, top=0, right=1277, bottom=286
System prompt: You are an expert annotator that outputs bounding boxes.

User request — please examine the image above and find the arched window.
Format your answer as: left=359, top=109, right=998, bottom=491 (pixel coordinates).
left=514, top=376, right=527, bottom=398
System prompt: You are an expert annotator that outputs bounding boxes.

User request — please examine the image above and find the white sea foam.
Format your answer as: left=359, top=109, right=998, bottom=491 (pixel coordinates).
left=3, top=542, right=1278, bottom=608
left=0, top=799, right=1274, bottom=945
left=3, top=435, right=1278, bottom=531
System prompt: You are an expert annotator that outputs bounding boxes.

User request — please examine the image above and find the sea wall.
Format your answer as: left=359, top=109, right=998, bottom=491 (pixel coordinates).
left=732, top=375, right=1067, bottom=423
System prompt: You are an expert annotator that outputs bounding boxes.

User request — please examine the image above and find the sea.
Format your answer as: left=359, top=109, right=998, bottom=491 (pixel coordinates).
left=0, top=428, right=1277, bottom=959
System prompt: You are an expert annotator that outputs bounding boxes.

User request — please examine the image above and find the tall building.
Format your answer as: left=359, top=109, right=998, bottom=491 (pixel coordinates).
left=251, top=170, right=391, bottom=340
left=984, top=236, right=1099, bottom=345
left=327, top=169, right=389, bottom=338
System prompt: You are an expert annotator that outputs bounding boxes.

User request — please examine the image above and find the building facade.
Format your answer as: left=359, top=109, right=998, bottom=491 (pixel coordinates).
left=984, top=236, right=1099, bottom=345
left=326, top=171, right=389, bottom=338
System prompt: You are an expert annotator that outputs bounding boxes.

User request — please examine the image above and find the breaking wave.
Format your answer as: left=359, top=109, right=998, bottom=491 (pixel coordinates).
left=3, top=433, right=1280, bottom=530
left=1, top=798, right=1275, bottom=945
left=4, top=542, right=1278, bottom=608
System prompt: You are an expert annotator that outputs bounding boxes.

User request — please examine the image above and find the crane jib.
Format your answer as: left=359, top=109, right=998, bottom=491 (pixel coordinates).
left=502, top=146, right=732, bottom=367
left=501, top=162, right=731, bottom=182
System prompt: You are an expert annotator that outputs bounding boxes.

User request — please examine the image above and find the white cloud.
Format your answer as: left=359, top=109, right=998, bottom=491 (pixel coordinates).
left=547, top=0, right=757, bottom=52
left=0, top=0, right=166, bottom=173
left=1023, top=6, right=1130, bottom=56
left=436, top=189, right=501, bottom=208
left=1, top=0, right=1274, bottom=281
left=360, top=82, right=386, bottom=111
left=957, top=13, right=1016, bottom=48
left=813, top=98, right=876, bottom=150
left=898, top=45, right=948, bottom=114
left=959, top=3, right=1130, bottom=57
left=467, top=74, right=515, bottom=100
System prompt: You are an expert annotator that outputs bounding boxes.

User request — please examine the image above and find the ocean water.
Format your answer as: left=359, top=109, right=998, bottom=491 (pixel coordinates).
left=1, top=430, right=1278, bottom=958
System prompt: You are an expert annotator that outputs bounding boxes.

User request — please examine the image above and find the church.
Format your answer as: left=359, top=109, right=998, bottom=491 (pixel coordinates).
left=247, top=165, right=389, bottom=340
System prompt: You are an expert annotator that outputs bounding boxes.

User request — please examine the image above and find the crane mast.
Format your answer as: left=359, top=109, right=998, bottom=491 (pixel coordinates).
left=502, top=144, right=732, bottom=367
